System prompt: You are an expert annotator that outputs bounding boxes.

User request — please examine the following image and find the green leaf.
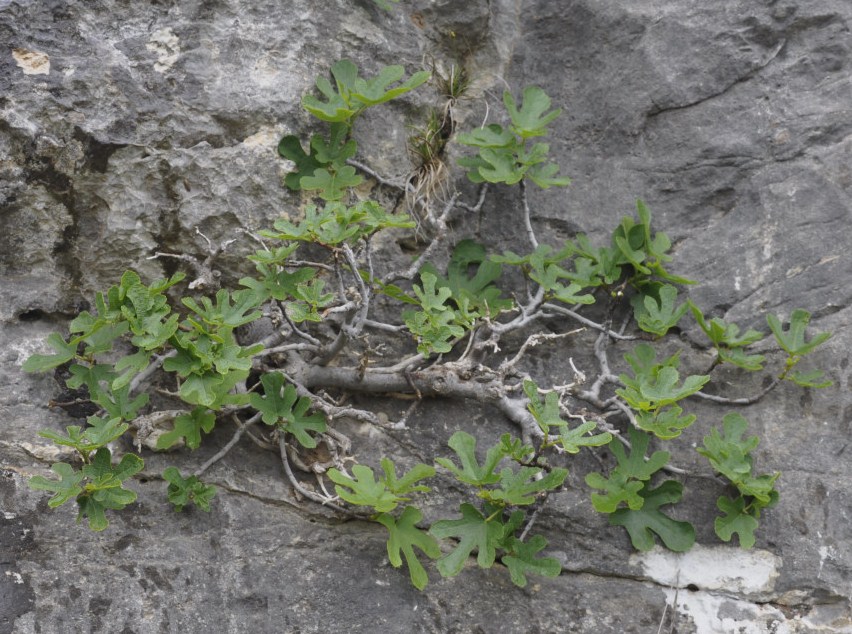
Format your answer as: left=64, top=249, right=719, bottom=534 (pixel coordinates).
left=697, top=413, right=780, bottom=507
left=430, top=503, right=504, bottom=577
left=38, top=416, right=129, bottom=455
left=181, top=289, right=263, bottom=330
left=249, top=372, right=327, bottom=448
left=718, top=347, right=766, bottom=372
left=380, top=458, right=435, bottom=496
left=300, top=166, right=363, bottom=201
left=632, top=284, right=688, bottom=337
left=585, top=428, right=670, bottom=512
left=527, top=162, right=571, bottom=189
left=617, top=344, right=710, bottom=412
left=634, top=407, right=696, bottom=440
left=178, top=371, right=223, bottom=407
left=163, top=467, right=217, bottom=512
left=484, top=466, right=568, bottom=506
left=585, top=471, right=645, bottom=513
left=328, top=464, right=400, bottom=513
left=278, top=135, right=325, bottom=191
left=435, top=431, right=504, bottom=487
left=608, top=480, right=696, bottom=552
left=420, top=240, right=513, bottom=317
left=714, top=495, right=760, bottom=549
left=375, top=507, right=440, bottom=591
left=456, top=124, right=514, bottom=149
left=502, top=535, right=562, bottom=587
left=76, top=448, right=143, bottom=531
left=524, top=380, right=564, bottom=433
left=156, top=408, right=216, bottom=451
left=523, top=380, right=612, bottom=450
left=787, top=369, right=832, bottom=388
left=557, top=422, right=613, bottom=453
left=688, top=301, right=764, bottom=349
left=29, top=463, right=84, bottom=508
left=302, top=60, right=429, bottom=123
left=22, top=333, right=78, bottom=372
left=697, top=413, right=758, bottom=484
left=311, top=122, right=357, bottom=166
left=767, top=309, right=831, bottom=357
left=504, top=86, right=562, bottom=139
left=302, top=78, right=357, bottom=123
left=371, top=0, right=400, bottom=12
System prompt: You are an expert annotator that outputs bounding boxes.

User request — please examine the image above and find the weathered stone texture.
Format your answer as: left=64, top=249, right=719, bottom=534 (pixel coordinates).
left=2, top=1, right=851, bottom=632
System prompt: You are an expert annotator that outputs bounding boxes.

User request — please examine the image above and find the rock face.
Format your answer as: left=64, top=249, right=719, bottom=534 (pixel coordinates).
left=2, top=1, right=851, bottom=632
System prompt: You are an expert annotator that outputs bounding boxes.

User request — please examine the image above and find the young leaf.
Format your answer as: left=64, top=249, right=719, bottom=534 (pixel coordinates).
left=504, top=86, right=562, bottom=139
left=456, top=124, right=514, bottom=149
left=420, top=240, right=513, bottom=317
left=718, top=347, right=766, bottom=372
left=767, top=309, right=831, bottom=357
left=634, top=407, right=696, bottom=440
left=527, top=162, right=571, bottom=189
left=156, top=408, right=217, bottom=451
left=556, top=421, right=613, bottom=453
left=688, top=301, right=764, bottom=349
left=28, top=463, right=84, bottom=508
left=618, top=344, right=710, bottom=412
left=501, top=535, right=561, bottom=587
left=429, top=503, right=504, bottom=577
left=786, top=369, right=832, bottom=389
left=375, top=507, right=441, bottom=591
left=585, top=428, right=670, bottom=512
left=697, top=413, right=758, bottom=484
left=435, top=431, right=504, bottom=487
left=380, top=458, right=435, bottom=496
left=163, top=467, right=217, bottom=512
left=585, top=471, right=645, bottom=513
left=484, top=466, right=568, bottom=507
left=38, top=417, right=129, bottom=455
left=632, top=284, right=688, bottom=337
left=77, top=448, right=144, bottom=531
left=327, top=464, right=400, bottom=513
left=608, top=480, right=696, bottom=552
left=248, top=372, right=326, bottom=448
left=299, top=166, right=363, bottom=201
left=22, top=333, right=78, bottom=372
left=714, top=495, right=760, bottom=549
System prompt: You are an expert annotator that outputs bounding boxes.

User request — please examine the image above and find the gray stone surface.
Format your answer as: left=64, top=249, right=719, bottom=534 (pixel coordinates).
left=2, top=1, right=851, bottom=632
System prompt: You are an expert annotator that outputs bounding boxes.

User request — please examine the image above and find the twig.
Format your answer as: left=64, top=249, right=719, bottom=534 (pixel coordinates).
left=128, top=350, right=177, bottom=395
left=383, top=191, right=461, bottom=284
left=194, top=412, right=262, bottom=477
left=693, top=376, right=781, bottom=405
left=519, top=179, right=538, bottom=249
left=347, top=158, right=407, bottom=189
left=499, top=329, right=584, bottom=372
left=341, top=242, right=371, bottom=337
left=542, top=303, right=637, bottom=341
left=278, top=436, right=364, bottom=516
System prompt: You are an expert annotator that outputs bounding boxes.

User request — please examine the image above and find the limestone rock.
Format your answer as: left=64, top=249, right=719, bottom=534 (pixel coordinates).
left=2, top=1, right=850, bottom=632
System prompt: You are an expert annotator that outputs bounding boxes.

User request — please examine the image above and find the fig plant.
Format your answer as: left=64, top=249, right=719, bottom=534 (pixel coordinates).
left=23, top=58, right=831, bottom=590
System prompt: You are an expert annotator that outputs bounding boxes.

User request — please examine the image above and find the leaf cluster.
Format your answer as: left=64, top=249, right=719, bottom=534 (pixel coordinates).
left=697, top=414, right=779, bottom=548
left=29, top=447, right=143, bottom=531
left=458, top=86, right=569, bottom=189
left=281, top=60, right=429, bottom=200
left=616, top=344, right=709, bottom=439
left=585, top=428, right=695, bottom=551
